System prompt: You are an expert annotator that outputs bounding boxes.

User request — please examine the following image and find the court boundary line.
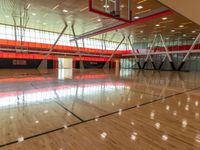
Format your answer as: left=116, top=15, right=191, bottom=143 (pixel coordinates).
left=0, top=86, right=199, bottom=149
left=54, top=101, right=84, bottom=122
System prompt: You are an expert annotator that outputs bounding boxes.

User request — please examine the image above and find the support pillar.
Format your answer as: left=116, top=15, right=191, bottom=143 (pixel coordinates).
left=128, top=35, right=141, bottom=69
left=71, top=25, right=84, bottom=69
left=103, top=34, right=125, bottom=69
left=159, top=34, right=176, bottom=70
left=178, top=33, right=200, bottom=71
left=158, top=55, right=166, bottom=70
left=12, top=16, right=17, bottom=41
left=143, top=35, right=157, bottom=69
left=38, top=24, right=68, bottom=69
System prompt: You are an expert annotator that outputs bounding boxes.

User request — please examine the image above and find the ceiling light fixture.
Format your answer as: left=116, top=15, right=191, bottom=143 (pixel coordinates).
left=137, top=5, right=143, bottom=9
left=97, top=18, right=101, bottom=22
left=67, top=21, right=72, bottom=24
left=120, top=4, right=125, bottom=8
left=179, top=25, right=184, bottom=28
left=63, top=9, right=68, bottom=13
left=31, top=13, right=36, bottom=16
left=162, top=17, right=167, bottom=20
left=134, top=16, right=140, bottom=19
left=155, top=24, right=160, bottom=27
left=103, top=5, right=109, bottom=8
left=192, top=30, right=196, bottom=33
left=171, top=30, right=175, bottom=32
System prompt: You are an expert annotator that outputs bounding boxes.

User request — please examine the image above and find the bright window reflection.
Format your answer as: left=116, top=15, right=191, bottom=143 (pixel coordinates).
left=58, top=69, right=73, bottom=80
left=0, top=83, right=126, bottom=108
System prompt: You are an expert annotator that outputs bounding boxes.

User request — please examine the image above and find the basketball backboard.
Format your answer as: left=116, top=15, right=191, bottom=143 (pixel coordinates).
left=89, top=0, right=132, bottom=23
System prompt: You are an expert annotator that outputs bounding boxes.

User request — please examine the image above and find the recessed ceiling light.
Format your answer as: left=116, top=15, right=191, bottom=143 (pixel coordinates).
left=171, top=30, right=175, bottom=32
left=134, top=16, right=140, bottom=19
left=67, top=21, right=72, bottom=24
left=140, top=30, right=144, bottom=33
left=183, top=34, right=187, bottom=37
left=166, top=37, right=169, bottom=40
left=137, top=5, right=143, bottom=9
left=155, top=24, right=160, bottom=27
left=63, top=9, right=68, bottom=13
left=5, top=15, right=9, bottom=18
left=43, top=110, right=48, bottom=114
left=97, top=18, right=101, bottom=22
left=43, top=22, right=47, bottom=25
left=103, top=5, right=109, bottom=8
left=31, top=13, right=36, bottom=16
left=179, top=25, right=184, bottom=28
left=162, top=17, right=167, bottom=20
left=120, top=4, right=125, bottom=8
left=192, top=37, right=195, bottom=40
left=10, top=116, right=14, bottom=119
left=192, top=30, right=196, bottom=33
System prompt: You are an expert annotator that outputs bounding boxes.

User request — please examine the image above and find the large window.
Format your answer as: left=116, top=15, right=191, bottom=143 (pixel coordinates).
left=0, top=24, right=129, bottom=51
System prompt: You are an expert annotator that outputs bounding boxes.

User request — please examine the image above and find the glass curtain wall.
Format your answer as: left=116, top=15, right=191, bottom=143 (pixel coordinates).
left=0, top=24, right=129, bottom=51
left=120, top=58, right=137, bottom=69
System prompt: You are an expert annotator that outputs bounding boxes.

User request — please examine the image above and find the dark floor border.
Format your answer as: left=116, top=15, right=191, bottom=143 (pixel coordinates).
left=0, top=86, right=200, bottom=149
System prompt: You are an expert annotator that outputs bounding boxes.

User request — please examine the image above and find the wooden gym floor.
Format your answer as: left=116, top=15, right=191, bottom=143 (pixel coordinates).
left=0, top=69, right=200, bottom=150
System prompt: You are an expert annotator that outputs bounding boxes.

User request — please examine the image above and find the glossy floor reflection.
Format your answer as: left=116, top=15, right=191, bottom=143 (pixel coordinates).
left=0, top=69, right=200, bottom=149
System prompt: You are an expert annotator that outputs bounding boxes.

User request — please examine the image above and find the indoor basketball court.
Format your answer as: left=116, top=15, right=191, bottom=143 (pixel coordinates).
left=0, top=0, right=200, bottom=150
